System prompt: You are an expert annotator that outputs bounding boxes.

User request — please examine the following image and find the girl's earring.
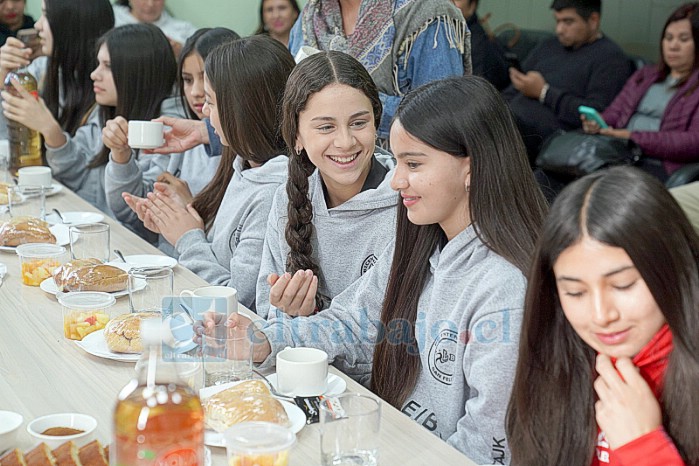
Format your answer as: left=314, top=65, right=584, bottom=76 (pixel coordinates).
left=465, top=183, right=470, bottom=193
left=295, top=147, right=302, bottom=155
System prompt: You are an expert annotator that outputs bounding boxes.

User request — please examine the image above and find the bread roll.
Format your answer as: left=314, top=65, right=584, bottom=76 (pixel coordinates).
left=53, top=259, right=127, bottom=293
left=104, top=312, right=160, bottom=354
left=0, top=216, right=56, bottom=247
left=203, top=380, right=290, bottom=433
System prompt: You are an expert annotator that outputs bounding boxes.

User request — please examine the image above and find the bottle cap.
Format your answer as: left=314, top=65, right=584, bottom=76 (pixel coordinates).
left=140, top=317, right=166, bottom=345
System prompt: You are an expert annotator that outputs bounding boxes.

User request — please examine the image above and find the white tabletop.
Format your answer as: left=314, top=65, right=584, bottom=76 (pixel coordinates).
left=0, top=183, right=475, bottom=465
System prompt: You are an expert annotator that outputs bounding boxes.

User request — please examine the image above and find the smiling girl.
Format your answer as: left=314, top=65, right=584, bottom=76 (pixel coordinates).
left=255, top=0, right=299, bottom=47
left=255, top=51, right=397, bottom=319
left=221, top=75, right=548, bottom=463
left=507, top=166, right=699, bottom=465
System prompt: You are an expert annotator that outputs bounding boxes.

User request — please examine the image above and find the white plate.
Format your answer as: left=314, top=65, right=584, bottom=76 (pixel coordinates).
left=46, top=211, right=104, bottom=226
left=265, top=373, right=347, bottom=397
left=203, top=400, right=305, bottom=448
left=45, top=184, right=63, bottom=197
left=116, top=255, right=178, bottom=269
left=73, top=329, right=140, bottom=362
left=39, top=263, right=145, bottom=298
left=200, top=380, right=306, bottom=448
left=0, top=224, right=70, bottom=252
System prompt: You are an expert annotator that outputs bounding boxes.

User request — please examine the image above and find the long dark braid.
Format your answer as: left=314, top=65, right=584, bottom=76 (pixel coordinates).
left=285, top=148, right=320, bottom=276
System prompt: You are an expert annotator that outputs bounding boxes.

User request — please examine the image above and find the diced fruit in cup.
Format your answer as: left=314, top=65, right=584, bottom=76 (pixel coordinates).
left=229, top=452, right=289, bottom=466
left=21, top=259, right=60, bottom=286
left=63, top=310, right=110, bottom=340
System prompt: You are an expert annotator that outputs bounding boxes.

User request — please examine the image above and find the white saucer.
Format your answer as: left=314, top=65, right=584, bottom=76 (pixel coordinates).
left=113, top=255, right=177, bottom=269
left=266, top=373, right=347, bottom=397
left=46, top=211, right=104, bottom=226
left=39, top=263, right=144, bottom=298
left=73, top=329, right=140, bottom=362
left=200, top=380, right=307, bottom=448
left=0, top=224, right=70, bottom=252
left=45, top=184, right=63, bottom=197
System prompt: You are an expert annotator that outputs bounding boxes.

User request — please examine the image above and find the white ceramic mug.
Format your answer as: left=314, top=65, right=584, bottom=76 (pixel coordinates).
left=18, top=166, right=52, bottom=187
left=127, top=121, right=164, bottom=149
left=179, top=286, right=238, bottom=315
left=276, top=347, right=328, bottom=396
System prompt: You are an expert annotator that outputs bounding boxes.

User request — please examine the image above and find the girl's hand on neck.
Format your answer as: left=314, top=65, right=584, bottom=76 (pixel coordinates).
left=593, top=354, right=662, bottom=449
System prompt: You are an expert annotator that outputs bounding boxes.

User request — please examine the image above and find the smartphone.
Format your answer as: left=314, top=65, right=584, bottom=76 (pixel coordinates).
left=578, top=105, right=608, bottom=129
left=505, top=52, right=523, bottom=72
left=16, top=28, right=41, bottom=58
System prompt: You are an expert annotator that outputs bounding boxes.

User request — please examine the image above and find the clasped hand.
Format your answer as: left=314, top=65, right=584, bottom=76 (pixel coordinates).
left=268, top=269, right=318, bottom=317
left=594, top=354, right=662, bottom=450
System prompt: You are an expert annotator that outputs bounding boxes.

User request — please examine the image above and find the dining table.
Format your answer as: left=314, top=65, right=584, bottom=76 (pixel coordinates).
left=0, top=182, right=477, bottom=465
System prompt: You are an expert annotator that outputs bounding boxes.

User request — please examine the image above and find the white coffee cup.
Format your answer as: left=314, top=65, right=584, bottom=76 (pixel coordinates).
left=276, top=347, right=328, bottom=396
left=128, top=120, right=164, bottom=149
left=180, top=286, right=238, bottom=315
left=17, top=166, right=52, bottom=187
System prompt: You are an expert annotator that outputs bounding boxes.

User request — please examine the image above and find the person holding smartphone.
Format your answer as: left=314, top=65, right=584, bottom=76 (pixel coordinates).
left=0, top=0, right=33, bottom=47
left=582, top=3, right=699, bottom=181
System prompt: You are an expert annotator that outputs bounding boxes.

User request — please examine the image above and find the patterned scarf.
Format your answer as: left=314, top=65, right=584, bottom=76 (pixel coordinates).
left=300, top=0, right=469, bottom=96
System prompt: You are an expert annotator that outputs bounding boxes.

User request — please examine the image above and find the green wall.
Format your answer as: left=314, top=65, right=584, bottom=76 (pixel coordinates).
left=23, top=0, right=688, bottom=60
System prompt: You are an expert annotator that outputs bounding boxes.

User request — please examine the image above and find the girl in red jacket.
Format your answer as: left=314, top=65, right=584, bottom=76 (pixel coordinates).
left=507, top=166, right=699, bottom=465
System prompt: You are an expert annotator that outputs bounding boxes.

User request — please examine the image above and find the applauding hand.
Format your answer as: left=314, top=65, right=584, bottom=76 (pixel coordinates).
left=594, top=354, right=662, bottom=449
left=143, top=189, right=204, bottom=246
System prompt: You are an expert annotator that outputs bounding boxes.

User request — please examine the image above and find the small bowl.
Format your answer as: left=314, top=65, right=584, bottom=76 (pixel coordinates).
left=0, top=411, right=23, bottom=453
left=26, top=413, right=96, bottom=449
left=16, top=243, right=67, bottom=287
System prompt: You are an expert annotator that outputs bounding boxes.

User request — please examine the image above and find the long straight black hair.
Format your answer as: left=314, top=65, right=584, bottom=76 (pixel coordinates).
left=43, top=0, right=114, bottom=136
left=507, top=167, right=699, bottom=465
left=177, top=27, right=240, bottom=120
left=90, top=24, right=177, bottom=168
left=371, top=76, right=549, bottom=408
left=190, top=35, right=295, bottom=231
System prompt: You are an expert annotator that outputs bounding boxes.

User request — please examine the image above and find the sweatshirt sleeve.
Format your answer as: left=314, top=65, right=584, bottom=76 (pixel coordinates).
left=255, top=193, right=286, bottom=319
left=446, top=307, right=523, bottom=464
left=176, top=196, right=270, bottom=311
left=613, top=428, right=685, bottom=465
left=45, top=108, right=102, bottom=192
left=258, top=241, right=395, bottom=382
left=630, top=109, right=699, bottom=163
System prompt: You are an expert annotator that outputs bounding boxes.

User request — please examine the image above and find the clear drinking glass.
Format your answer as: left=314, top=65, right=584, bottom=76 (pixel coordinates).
left=69, top=223, right=110, bottom=262
left=8, top=185, right=46, bottom=220
left=319, top=393, right=381, bottom=466
left=128, top=266, right=173, bottom=313
left=202, top=326, right=253, bottom=386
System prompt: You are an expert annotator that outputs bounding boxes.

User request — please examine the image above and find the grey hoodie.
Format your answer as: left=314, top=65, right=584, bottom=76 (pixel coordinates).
left=104, top=96, right=200, bottom=240
left=175, top=155, right=288, bottom=311
left=256, top=152, right=397, bottom=319
left=260, top=226, right=524, bottom=465
left=45, top=105, right=113, bottom=215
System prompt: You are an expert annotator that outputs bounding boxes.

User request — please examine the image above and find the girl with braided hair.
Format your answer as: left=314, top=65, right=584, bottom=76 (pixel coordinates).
left=255, top=51, right=397, bottom=319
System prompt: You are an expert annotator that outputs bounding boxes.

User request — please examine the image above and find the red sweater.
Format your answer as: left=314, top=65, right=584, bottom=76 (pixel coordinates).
left=592, top=325, right=684, bottom=465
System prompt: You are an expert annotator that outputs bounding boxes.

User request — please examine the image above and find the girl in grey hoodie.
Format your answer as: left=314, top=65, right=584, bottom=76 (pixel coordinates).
left=226, top=76, right=549, bottom=464
left=134, top=36, right=295, bottom=311
left=256, top=51, right=398, bottom=319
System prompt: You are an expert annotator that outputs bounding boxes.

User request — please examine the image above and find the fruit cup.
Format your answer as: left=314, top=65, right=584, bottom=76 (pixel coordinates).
left=16, top=243, right=67, bottom=286
left=225, top=422, right=296, bottom=466
left=58, top=292, right=116, bottom=341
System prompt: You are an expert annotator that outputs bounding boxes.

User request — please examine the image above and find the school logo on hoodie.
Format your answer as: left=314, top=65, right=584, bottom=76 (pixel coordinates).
left=229, top=224, right=243, bottom=251
left=427, top=328, right=457, bottom=385
left=361, top=254, right=378, bottom=275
